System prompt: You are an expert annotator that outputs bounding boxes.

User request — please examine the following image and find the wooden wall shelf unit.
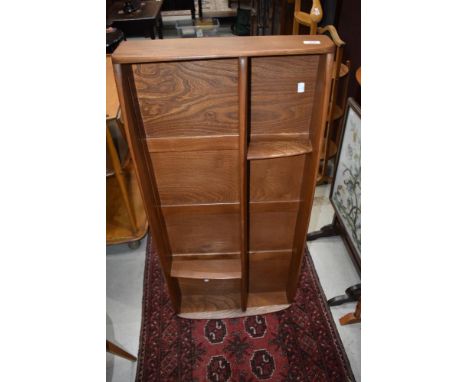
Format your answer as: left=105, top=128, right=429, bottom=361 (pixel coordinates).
left=112, top=35, right=335, bottom=318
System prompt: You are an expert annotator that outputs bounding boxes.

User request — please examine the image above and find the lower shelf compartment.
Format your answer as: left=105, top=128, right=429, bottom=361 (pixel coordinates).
left=178, top=291, right=290, bottom=319
left=177, top=277, right=242, bottom=315
left=171, top=258, right=241, bottom=279
left=180, top=293, right=242, bottom=315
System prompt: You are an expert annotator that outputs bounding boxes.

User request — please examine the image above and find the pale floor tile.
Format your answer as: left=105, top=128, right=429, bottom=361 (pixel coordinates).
left=107, top=237, right=147, bottom=382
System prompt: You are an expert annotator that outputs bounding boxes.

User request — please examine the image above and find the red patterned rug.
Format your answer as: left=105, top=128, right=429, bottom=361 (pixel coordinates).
left=136, top=236, right=355, bottom=382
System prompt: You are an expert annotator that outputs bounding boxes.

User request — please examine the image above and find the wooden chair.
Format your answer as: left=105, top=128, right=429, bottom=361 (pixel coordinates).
left=316, top=25, right=351, bottom=184
left=106, top=340, right=137, bottom=361
left=292, top=0, right=323, bottom=35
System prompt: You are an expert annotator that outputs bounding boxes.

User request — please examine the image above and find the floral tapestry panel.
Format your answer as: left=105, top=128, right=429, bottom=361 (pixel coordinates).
left=332, top=104, right=361, bottom=256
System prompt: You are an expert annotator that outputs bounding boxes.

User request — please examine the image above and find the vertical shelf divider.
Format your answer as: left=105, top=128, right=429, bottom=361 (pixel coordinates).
left=239, top=56, right=249, bottom=311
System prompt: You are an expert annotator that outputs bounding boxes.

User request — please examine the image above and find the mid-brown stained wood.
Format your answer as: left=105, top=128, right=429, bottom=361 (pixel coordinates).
left=146, top=135, right=239, bottom=153
left=249, top=251, right=292, bottom=293
left=133, top=60, right=238, bottom=138
left=112, top=35, right=335, bottom=64
left=162, top=203, right=240, bottom=255
left=247, top=139, right=312, bottom=160
left=250, top=201, right=299, bottom=251
left=251, top=55, right=319, bottom=136
left=112, top=35, right=335, bottom=318
left=250, top=155, right=305, bottom=202
left=238, top=56, right=249, bottom=311
left=178, top=278, right=241, bottom=313
left=171, top=258, right=242, bottom=279
left=150, top=150, right=240, bottom=205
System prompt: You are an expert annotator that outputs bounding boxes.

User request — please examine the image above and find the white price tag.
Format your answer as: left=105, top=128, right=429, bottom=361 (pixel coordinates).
left=297, top=82, right=305, bottom=93
left=303, top=40, right=320, bottom=45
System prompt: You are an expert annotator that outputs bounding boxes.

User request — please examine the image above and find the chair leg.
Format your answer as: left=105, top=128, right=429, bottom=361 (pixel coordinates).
left=292, top=19, right=299, bottom=35
left=106, top=340, right=137, bottom=361
left=309, top=22, right=317, bottom=34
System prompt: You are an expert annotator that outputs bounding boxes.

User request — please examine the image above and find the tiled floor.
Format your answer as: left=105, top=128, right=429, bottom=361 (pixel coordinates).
left=106, top=184, right=361, bottom=381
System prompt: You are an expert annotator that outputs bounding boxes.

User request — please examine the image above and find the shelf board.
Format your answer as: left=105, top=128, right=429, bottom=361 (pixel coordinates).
left=247, top=139, right=313, bottom=160
left=171, top=258, right=242, bottom=280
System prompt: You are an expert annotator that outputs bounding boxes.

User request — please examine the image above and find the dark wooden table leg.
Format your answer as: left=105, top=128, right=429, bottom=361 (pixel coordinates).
left=157, top=13, right=163, bottom=39
left=198, top=0, right=203, bottom=19
left=149, top=21, right=156, bottom=39
left=328, top=283, right=361, bottom=306
left=106, top=340, right=137, bottom=361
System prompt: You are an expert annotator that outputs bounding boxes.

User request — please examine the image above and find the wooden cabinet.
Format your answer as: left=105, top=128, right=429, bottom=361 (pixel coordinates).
left=112, top=35, right=334, bottom=318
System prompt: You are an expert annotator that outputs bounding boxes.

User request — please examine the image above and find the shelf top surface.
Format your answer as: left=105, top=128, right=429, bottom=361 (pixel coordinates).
left=112, top=35, right=335, bottom=64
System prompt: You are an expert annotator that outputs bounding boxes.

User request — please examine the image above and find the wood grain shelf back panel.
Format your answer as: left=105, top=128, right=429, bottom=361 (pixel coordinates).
left=133, top=59, right=239, bottom=138
left=247, top=139, right=313, bottom=160
left=249, top=250, right=292, bottom=293
left=249, top=201, right=300, bottom=251
left=250, top=156, right=306, bottom=202
left=238, top=56, right=249, bottom=311
left=178, top=278, right=242, bottom=313
left=162, top=203, right=241, bottom=254
left=150, top=150, right=240, bottom=205
left=172, top=252, right=240, bottom=259
left=287, top=52, right=336, bottom=301
left=146, top=135, right=239, bottom=153
left=251, top=55, right=319, bottom=136
left=112, top=35, right=335, bottom=64
left=113, top=63, right=182, bottom=312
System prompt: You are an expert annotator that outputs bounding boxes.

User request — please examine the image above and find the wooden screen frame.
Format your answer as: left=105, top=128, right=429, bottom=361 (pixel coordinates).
left=329, top=97, right=361, bottom=271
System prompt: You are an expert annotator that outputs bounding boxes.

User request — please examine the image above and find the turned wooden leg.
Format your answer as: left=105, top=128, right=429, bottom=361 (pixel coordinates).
left=157, top=14, right=163, bottom=39
left=292, top=19, right=299, bottom=35
left=106, top=340, right=137, bottom=361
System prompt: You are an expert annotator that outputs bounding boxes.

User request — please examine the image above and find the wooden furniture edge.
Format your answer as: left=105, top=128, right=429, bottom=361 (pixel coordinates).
left=111, top=35, right=335, bottom=64
left=178, top=303, right=291, bottom=319
left=239, top=56, right=249, bottom=311
left=286, top=51, right=335, bottom=301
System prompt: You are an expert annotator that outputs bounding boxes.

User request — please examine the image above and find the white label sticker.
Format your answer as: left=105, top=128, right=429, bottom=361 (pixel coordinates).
left=303, top=40, right=320, bottom=44
left=297, top=82, right=305, bottom=93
